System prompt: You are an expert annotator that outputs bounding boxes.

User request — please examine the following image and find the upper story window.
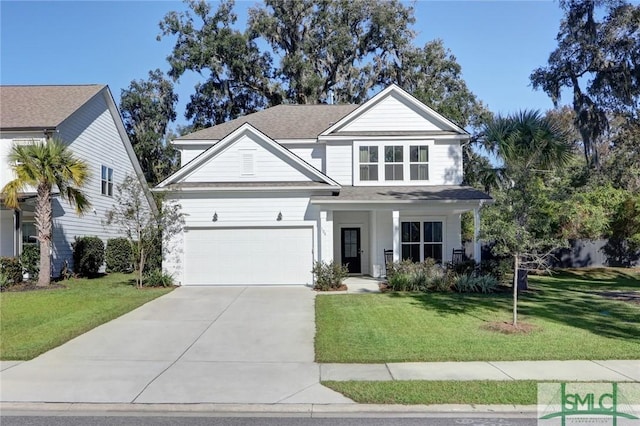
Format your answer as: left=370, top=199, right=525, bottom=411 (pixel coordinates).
left=359, top=146, right=378, bottom=181
left=384, top=146, right=403, bottom=181
left=101, top=165, right=113, bottom=196
left=410, top=145, right=429, bottom=181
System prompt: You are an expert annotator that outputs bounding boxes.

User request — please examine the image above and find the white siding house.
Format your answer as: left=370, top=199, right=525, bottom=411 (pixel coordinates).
left=0, top=85, right=153, bottom=276
left=158, top=85, right=492, bottom=286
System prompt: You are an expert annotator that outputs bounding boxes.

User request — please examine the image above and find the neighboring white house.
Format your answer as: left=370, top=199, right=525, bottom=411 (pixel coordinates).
left=156, top=84, right=492, bottom=286
left=0, top=85, right=153, bottom=276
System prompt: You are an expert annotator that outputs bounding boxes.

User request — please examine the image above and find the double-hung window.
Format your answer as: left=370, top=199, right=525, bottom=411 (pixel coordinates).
left=101, top=165, right=113, bottom=196
left=401, top=220, right=443, bottom=263
left=384, top=146, right=403, bottom=181
left=410, top=145, right=429, bottom=181
left=359, top=146, right=378, bottom=181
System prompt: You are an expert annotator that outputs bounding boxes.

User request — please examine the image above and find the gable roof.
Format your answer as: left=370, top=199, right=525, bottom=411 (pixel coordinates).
left=0, top=85, right=105, bottom=130
left=158, top=123, right=340, bottom=189
left=176, top=104, right=359, bottom=141
left=321, top=84, right=469, bottom=137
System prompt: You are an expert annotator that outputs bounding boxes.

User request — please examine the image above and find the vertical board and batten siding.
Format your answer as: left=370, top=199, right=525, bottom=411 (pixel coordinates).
left=52, top=92, right=141, bottom=274
left=325, top=142, right=353, bottom=185
left=183, top=133, right=317, bottom=183
left=338, top=93, right=443, bottom=133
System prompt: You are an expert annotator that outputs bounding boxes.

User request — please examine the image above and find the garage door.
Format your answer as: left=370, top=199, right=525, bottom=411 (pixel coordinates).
left=184, top=227, right=313, bottom=285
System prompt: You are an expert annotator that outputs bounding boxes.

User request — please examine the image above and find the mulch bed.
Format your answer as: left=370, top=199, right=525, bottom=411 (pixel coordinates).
left=481, top=321, right=539, bottom=335
left=1, top=282, right=67, bottom=292
left=315, top=284, right=348, bottom=292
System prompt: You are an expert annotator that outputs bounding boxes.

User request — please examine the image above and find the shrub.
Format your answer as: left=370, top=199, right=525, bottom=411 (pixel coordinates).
left=20, top=244, right=39, bottom=279
left=450, top=259, right=477, bottom=275
left=105, top=238, right=133, bottom=273
left=143, top=269, right=174, bottom=287
left=0, top=269, right=9, bottom=289
left=454, top=274, right=499, bottom=293
left=312, top=261, right=348, bottom=291
left=72, top=236, right=105, bottom=277
left=431, top=269, right=457, bottom=292
left=386, top=259, right=446, bottom=291
left=480, top=258, right=512, bottom=284
left=0, top=257, right=23, bottom=285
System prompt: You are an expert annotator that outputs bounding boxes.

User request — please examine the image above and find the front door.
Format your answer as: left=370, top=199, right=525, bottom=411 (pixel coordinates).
left=341, top=227, right=361, bottom=273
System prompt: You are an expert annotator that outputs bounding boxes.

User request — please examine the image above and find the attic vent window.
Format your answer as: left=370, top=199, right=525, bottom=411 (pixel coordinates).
left=240, top=150, right=255, bottom=176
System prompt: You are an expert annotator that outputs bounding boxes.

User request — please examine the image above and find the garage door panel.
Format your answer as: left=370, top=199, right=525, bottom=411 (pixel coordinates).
left=184, top=227, right=313, bottom=285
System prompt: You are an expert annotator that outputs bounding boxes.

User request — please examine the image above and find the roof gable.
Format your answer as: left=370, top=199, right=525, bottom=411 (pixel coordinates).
left=158, top=123, right=339, bottom=188
left=0, top=85, right=105, bottom=130
left=321, top=84, right=469, bottom=136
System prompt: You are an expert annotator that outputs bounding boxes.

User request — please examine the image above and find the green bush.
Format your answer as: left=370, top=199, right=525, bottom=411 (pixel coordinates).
left=480, top=258, right=512, bottom=284
left=386, top=259, right=446, bottom=291
left=454, top=274, right=499, bottom=293
left=105, top=238, right=133, bottom=273
left=0, top=257, right=23, bottom=285
left=431, top=269, right=457, bottom=292
left=143, top=228, right=162, bottom=273
left=72, top=236, right=105, bottom=277
left=20, top=244, right=39, bottom=279
left=0, top=269, right=9, bottom=289
left=312, top=261, right=349, bottom=291
left=143, top=269, right=174, bottom=287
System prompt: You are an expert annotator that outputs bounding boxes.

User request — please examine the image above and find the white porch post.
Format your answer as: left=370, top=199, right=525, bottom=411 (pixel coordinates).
left=473, top=207, right=481, bottom=263
left=392, top=210, right=400, bottom=262
left=320, top=210, right=334, bottom=263
left=370, top=210, right=379, bottom=277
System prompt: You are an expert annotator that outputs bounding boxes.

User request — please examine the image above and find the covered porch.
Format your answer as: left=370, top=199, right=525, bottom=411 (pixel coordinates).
left=0, top=197, right=37, bottom=258
left=311, top=186, right=491, bottom=277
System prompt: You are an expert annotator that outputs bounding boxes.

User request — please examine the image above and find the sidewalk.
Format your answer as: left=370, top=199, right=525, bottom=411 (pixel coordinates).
left=320, top=359, right=640, bottom=382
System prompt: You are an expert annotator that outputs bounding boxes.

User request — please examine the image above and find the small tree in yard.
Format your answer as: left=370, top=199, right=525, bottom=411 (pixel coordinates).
left=481, top=111, right=572, bottom=327
left=105, top=175, right=183, bottom=288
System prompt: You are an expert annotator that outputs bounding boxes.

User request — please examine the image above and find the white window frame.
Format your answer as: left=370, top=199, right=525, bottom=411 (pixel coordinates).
left=400, top=216, right=445, bottom=263
left=409, top=145, right=429, bottom=181
left=384, top=145, right=404, bottom=181
left=101, top=165, right=113, bottom=197
left=358, top=145, right=379, bottom=182
left=353, top=140, right=433, bottom=186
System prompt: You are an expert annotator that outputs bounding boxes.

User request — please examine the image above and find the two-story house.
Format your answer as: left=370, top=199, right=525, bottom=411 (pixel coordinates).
left=0, top=85, right=153, bottom=276
left=156, top=85, right=492, bottom=286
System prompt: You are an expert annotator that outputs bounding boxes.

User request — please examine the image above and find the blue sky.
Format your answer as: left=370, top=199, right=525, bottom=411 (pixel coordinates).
left=1, top=1, right=566, bottom=128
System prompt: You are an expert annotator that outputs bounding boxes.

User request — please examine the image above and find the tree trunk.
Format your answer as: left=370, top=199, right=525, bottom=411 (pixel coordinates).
left=138, top=246, right=145, bottom=289
left=35, top=183, right=52, bottom=287
left=513, top=254, right=519, bottom=327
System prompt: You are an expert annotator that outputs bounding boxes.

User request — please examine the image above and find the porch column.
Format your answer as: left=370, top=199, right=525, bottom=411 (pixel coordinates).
left=320, top=210, right=334, bottom=263
left=473, top=207, right=481, bottom=263
left=392, top=210, right=400, bottom=262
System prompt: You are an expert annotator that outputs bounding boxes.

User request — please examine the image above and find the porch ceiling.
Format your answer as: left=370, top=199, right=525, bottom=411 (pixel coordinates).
left=310, top=185, right=492, bottom=204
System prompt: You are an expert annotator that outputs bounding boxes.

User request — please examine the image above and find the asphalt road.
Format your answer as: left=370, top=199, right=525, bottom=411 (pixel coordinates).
left=1, top=415, right=537, bottom=426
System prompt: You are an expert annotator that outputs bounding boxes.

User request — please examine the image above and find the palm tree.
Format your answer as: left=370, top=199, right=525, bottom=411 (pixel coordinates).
left=1, top=139, right=90, bottom=286
left=482, top=110, right=573, bottom=326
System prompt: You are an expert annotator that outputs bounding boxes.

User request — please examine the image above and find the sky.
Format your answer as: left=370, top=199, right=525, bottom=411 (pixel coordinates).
left=1, top=1, right=567, bottom=129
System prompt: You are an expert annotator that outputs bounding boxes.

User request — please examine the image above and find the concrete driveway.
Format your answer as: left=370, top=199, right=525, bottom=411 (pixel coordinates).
left=0, top=286, right=352, bottom=404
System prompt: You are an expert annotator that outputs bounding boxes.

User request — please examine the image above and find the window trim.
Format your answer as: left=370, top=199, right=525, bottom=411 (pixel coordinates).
left=354, top=140, right=434, bottom=186
left=400, top=217, right=445, bottom=263
left=358, top=145, right=379, bottom=182
left=101, top=165, right=113, bottom=197
left=409, top=145, right=429, bottom=181
left=384, top=145, right=404, bottom=181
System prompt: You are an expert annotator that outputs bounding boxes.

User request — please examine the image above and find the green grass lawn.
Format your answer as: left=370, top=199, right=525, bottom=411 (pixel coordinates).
left=0, top=273, right=172, bottom=360
left=323, top=380, right=539, bottom=405
left=316, top=268, right=640, bottom=363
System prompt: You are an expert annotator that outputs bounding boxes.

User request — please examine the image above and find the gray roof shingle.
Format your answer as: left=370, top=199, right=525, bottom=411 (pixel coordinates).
left=311, top=185, right=492, bottom=202
left=0, top=85, right=105, bottom=130
left=177, top=104, right=359, bottom=141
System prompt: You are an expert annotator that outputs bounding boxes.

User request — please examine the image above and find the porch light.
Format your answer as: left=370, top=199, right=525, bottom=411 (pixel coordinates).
left=212, top=212, right=218, bottom=222
left=277, top=211, right=282, bottom=221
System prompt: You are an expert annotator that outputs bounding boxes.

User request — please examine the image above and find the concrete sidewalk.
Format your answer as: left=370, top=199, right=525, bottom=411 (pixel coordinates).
left=320, top=360, right=640, bottom=382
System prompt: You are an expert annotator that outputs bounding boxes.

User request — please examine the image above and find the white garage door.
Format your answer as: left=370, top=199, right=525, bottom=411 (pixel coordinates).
left=184, top=227, right=313, bottom=285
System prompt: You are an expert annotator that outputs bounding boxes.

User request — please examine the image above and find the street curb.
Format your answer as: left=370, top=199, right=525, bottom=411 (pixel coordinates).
left=0, top=402, right=538, bottom=417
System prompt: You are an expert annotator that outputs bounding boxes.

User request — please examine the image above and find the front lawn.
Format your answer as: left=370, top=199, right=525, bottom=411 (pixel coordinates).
left=323, top=380, right=539, bottom=405
left=316, top=268, right=640, bottom=363
left=0, top=273, right=172, bottom=360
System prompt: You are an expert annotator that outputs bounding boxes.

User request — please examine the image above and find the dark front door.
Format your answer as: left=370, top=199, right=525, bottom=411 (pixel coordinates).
left=341, top=228, right=361, bottom=273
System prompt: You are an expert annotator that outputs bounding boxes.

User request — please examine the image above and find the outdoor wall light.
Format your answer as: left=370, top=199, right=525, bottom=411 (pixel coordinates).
left=277, top=211, right=283, bottom=221
left=212, top=212, right=218, bottom=222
